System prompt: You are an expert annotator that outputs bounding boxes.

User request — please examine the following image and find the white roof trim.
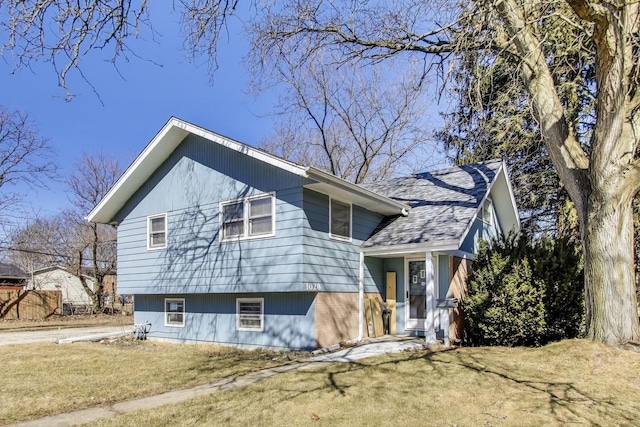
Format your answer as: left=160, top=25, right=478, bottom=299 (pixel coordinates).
left=87, top=117, right=408, bottom=224
left=305, top=167, right=409, bottom=216
left=87, top=117, right=310, bottom=224
left=456, top=160, right=520, bottom=247
left=361, top=241, right=461, bottom=257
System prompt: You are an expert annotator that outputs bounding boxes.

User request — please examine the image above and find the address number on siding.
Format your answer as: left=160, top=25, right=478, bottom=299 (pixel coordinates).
left=304, top=282, right=322, bottom=291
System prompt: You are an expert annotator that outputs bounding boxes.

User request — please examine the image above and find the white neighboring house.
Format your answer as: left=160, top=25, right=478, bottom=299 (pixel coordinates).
left=27, top=266, right=94, bottom=313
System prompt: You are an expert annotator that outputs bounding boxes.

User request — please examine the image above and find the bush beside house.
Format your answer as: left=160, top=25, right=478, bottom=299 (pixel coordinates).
left=464, top=232, right=584, bottom=346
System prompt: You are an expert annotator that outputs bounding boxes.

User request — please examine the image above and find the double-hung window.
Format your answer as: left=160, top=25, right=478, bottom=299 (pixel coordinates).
left=165, top=298, right=185, bottom=327
left=236, top=298, right=264, bottom=331
left=222, top=194, right=274, bottom=240
left=148, top=213, right=167, bottom=250
left=222, top=202, right=245, bottom=239
left=330, top=198, right=352, bottom=240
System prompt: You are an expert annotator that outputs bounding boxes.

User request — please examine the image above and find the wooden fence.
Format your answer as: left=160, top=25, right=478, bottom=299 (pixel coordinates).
left=0, top=289, right=62, bottom=320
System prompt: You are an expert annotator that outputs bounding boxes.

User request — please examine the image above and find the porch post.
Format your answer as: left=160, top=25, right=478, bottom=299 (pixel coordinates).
left=357, top=251, right=364, bottom=341
left=424, top=251, right=436, bottom=344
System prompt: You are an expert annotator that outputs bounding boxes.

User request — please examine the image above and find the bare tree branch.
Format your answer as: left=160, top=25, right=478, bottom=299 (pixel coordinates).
left=258, top=46, right=435, bottom=183
left=1, top=0, right=153, bottom=98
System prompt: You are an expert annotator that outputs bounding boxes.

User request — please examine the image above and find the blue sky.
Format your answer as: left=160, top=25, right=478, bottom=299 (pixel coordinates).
left=1, top=4, right=447, bottom=227
left=1, top=5, right=276, bottom=219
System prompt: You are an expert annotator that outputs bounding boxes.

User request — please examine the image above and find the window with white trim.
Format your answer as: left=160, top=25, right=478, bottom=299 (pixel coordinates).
left=481, top=199, right=493, bottom=225
left=222, top=201, right=244, bottom=239
left=237, top=298, right=264, bottom=331
left=148, top=213, right=167, bottom=250
left=165, top=298, right=185, bottom=327
left=330, top=198, right=351, bottom=240
left=222, top=194, right=274, bottom=240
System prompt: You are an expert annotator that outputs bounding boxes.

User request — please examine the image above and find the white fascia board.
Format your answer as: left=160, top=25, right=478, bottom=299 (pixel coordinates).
left=497, top=160, right=521, bottom=232
left=446, top=249, right=475, bottom=260
left=87, top=118, right=187, bottom=224
left=361, top=241, right=460, bottom=257
left=87, top=117, right=309, bottom=224
left=459, top=160, right=520, bottom=246
left=175, top=120, right=308, bottom=177
left=32, top=265, right=67, bottom=275
left=305, top=167, right=409, bottom=216
left=456, top=161, right=510, bottom=248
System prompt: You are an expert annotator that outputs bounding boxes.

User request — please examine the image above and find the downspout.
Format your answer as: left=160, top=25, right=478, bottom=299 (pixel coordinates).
left=347, top=251, right=365, bottom=344
left=357, top=250, right=364, bottom=341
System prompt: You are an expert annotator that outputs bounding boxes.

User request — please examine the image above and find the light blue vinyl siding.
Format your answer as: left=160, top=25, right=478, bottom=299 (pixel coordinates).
left=134, top=292, right=315, bottom=349
left=301, top=188, right=385, bottom=294
left=116, top=134, right=310, bottom=295
left=461, top=216, right=501, bottom=254
left=364, top=257, right=385, bottom=294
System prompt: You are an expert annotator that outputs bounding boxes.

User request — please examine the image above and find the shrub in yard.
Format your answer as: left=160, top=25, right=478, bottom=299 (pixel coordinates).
left=464, top=232, right=584, bottom=346
left=533, top=238, right=584, bottom=342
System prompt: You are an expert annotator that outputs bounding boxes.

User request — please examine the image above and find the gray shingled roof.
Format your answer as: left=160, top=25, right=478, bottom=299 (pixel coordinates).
left=361, top=159, right=503, bottom=248
left=0, top=262, right=27, bottom=279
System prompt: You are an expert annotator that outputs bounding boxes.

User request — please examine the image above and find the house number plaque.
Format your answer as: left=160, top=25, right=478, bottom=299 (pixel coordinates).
left=304, top=282, right=322, bottom=291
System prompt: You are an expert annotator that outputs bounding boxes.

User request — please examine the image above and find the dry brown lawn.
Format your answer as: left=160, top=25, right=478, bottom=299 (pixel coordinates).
left=0, top=339, right=304, bottom=425
left=0, top=313, right=133, bottom=332
left=2, top=338, right=639, bottom=426
left=88, top=339, right=640, bottom=427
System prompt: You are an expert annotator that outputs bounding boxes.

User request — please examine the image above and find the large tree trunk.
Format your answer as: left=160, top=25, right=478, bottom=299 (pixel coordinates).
left=583, top=190, right=640, bottom=345
left=496, top=0, right=640, bottom=346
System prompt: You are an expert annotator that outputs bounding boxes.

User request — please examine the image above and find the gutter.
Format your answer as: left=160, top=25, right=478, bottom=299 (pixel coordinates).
left=306, top=167, right=409, bottom=216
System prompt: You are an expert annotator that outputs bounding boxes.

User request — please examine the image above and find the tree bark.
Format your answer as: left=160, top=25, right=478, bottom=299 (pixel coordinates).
left=91, top=223, right=104, bottom=311
left=583, top=188, right=640, bottom=345
left=577, top=0, right=640, bottom=345
left=494, top=0, right=640, bottom=345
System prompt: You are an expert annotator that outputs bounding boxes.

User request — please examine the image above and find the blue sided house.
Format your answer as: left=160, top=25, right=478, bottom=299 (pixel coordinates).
left=87, top=117, right=520, bottom=350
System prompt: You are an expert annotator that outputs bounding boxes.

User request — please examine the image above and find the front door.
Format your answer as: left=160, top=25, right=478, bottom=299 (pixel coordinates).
left=406, top=259, right=426, bottom=330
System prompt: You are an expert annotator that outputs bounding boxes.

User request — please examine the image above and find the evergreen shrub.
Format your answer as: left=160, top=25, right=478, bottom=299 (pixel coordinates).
left=464, top=232, right=583, bottom=346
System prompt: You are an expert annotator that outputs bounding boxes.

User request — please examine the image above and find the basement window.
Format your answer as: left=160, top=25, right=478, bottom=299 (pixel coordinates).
left=165, top=298, right=185, bottom=327
left=237, top=298, right=264, bottom=331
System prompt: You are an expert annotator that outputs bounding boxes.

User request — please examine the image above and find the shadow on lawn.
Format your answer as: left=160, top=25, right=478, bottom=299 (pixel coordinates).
left=195, top=347, right=638, bottom=426
left=441, top=350, right=637, bottom=425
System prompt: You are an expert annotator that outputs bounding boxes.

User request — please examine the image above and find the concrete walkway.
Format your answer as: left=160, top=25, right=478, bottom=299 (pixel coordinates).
left=6, top=336, right=428, bottom=427
left=311, top=336, right=427, bottom=362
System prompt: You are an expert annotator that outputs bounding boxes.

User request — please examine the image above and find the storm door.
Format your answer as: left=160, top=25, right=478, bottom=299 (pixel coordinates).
left=406, top=259, right=427, bottom=330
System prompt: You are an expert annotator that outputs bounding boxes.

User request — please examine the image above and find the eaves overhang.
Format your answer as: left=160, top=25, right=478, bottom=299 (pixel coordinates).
left=360, top=241, right=461, bottom=257
left=87, top=117, right=310, bottom=224
left=87, top=117, right=409, bottom=224
left=304, top=167, right=409, bottom=217
left=455, top=160, right=520, bottom=248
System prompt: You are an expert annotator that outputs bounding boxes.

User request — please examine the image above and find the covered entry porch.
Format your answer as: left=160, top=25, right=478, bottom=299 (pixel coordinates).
left=362, top=247, right=472, bottom=344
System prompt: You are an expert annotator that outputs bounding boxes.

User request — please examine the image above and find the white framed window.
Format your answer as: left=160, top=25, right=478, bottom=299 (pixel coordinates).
left=147, top=213, right=167, bottom=250
left=236, top=298, right=264, bottom=331
left=330, top=198, right=352, bottom=241
left=481, top=199, right=493, bottom=225
left=164, top=298, right=185, bottom=327
left=221, top=193, right=275, bottom=241
left=222, top=201, right=245, bottom=239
